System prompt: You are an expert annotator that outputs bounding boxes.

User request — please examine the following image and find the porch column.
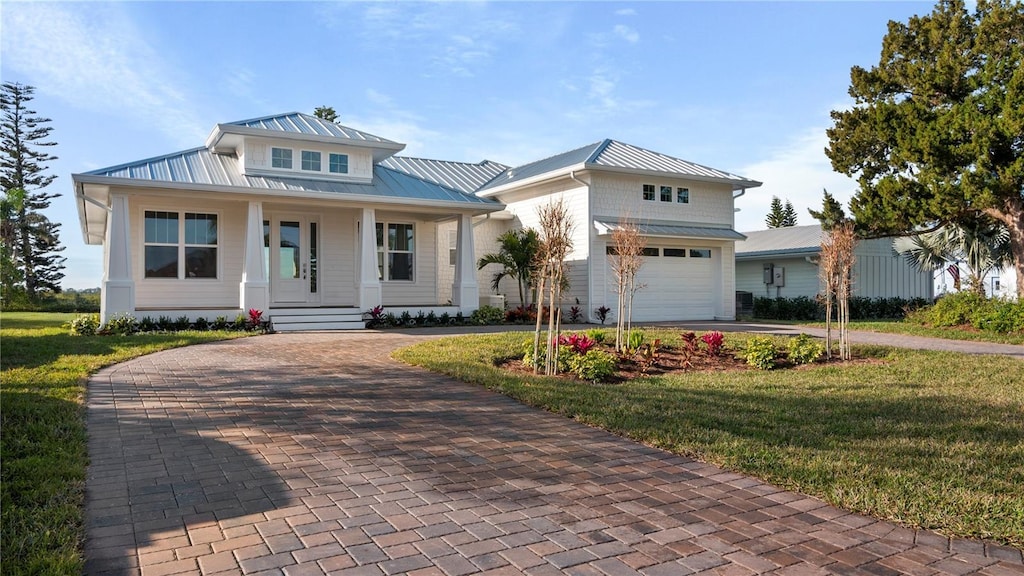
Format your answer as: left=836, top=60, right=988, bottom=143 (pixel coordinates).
left=100, top=193, right=135, bottom=324
left=451, top=213, right=479, bottom=312
left=240, top=201, right=269, bottom=313
left=357, top=207, right=382, bottom=310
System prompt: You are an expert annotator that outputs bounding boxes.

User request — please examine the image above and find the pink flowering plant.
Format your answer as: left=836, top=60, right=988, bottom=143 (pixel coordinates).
left=701, top=331, right=725, bottom=357
left=558, top=332, right=597, bottom=355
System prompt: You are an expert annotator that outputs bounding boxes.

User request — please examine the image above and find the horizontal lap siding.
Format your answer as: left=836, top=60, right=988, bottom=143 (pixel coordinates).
left=378, top=212, right=439, bottom=306
left=441, top=218, right=514, bottom=307
left=319, top=209, right=356, bottom=306
left=130, top=194, right=245, bottom=309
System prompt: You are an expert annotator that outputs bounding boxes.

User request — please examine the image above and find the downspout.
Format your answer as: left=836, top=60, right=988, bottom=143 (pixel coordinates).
left=569, top=170, right=593, bottom=322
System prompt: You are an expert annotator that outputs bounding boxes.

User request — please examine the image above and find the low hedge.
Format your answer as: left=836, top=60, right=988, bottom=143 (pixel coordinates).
left=752, top=296, right=929, bottom=321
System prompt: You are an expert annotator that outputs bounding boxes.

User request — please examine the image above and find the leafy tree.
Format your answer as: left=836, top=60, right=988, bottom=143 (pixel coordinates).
left=782, top=200, right=798, bottom=227
left=826, top=0, right=1024, bottom=298
left=477, top=228, right=540, bottom=307
left=1, top=82, right=64, bottom=298
left=313, top=106, right=338, bottom=122
left=808, top=189, right=849, bottom=231
left=765, top=196, right=786, bottom=228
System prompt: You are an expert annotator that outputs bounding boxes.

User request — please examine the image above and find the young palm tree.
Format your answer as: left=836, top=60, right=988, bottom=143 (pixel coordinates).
left=477, top=228, right=540, bottom=307
left=903, top=221, right=1012, bottom=295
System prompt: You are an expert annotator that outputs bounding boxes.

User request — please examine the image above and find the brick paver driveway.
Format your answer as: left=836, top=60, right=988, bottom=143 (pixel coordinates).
left=85, top=331, right=1023, bottom=576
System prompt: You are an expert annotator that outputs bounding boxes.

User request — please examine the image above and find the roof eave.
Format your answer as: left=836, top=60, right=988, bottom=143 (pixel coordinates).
left=206, top=124, right=407, bottom=161
left=476, top=163, right=587, bottom=197
left=735, top=247, right=821, bottom=259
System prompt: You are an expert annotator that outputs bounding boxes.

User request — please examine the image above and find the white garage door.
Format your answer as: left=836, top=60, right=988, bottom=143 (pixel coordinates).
left=605, top=247, right=716, bottom=322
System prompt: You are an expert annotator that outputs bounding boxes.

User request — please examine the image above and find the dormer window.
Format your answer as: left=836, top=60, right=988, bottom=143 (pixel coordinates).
left=329, top=153, right=349, bottom=174
left=271, top=147, right=292, bottom=169
left=301, top=151, right=321, bottom=171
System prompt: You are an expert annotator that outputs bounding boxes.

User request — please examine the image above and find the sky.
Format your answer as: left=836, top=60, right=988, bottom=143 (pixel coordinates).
left=1, top=0, right=936, bottom=290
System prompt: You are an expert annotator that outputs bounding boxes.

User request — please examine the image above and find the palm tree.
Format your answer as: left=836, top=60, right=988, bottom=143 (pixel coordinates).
left=903, top=220, right=1012, bottom=295
left=477, top=228, right=540, bottom=307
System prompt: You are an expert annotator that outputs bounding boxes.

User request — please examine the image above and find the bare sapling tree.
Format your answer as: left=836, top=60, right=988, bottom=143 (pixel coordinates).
left=609, top=220, right=647, bottom=352
left=819, top=223, right=857, bottom=360
left=532, top=199, right=575, bottom=375
left=819, top=234, right=839, bottom=359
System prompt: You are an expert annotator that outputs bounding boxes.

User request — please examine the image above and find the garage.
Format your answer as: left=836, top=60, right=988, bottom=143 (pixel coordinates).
left=604, top=245, right=717, bottom=322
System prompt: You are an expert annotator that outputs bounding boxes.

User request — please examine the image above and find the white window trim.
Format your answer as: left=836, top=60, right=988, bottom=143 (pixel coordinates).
left=376, top=221, right=416, bottom=282
left=300, top=150, right=322, bottom=172
left=329, top=153, right=350, bottom=174
left=271, top=147, right=293, bottom=169
left=141, top=207, right=222, bottom=281
left=676, top=187, right=690, bottom=204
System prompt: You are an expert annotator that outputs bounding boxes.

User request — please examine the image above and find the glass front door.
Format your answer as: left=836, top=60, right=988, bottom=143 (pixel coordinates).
left=270, top=215, right=320, bottom=304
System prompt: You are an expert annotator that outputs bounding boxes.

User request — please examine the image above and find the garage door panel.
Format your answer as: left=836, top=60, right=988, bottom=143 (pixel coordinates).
left=606, top=251, right=716, bottom=322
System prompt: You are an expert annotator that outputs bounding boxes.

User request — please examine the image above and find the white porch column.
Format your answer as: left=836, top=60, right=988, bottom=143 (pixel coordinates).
left=100, top=193, right=135, bottom=323
left=357, top=207, right=382, bottom=310
left=240, top=201, right=269, bottom=313
left=451, top=213, right=479, bottom=312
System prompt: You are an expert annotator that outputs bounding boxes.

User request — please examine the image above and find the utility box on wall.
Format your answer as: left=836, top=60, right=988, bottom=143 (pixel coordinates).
left=763, top=263, right=774, bottom=284
left=773, top=267, right=786, bottom=287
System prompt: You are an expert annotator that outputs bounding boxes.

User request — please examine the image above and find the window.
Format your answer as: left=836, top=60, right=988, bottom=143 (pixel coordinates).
left=375, top=222, right=415, bottom=281
left=677, top=187, right=689, bottom=203
left=271, top=147, right=292, bottom=169
left=660, top=186, right=672, bottom=202
left=664, top=248, right=687, bottom=257
left=301, top=151, right=321, bottom=171
left=329, top=153, right=349, bottom=174
left=643, top=184, right=655, bottom=201
left=448, top=230, right=458, bottom=266
left=144, top=210, right=218, bottom=278
left=690, top=249, right=711, bottom=258
left=642, top=247, right=659, bottom=257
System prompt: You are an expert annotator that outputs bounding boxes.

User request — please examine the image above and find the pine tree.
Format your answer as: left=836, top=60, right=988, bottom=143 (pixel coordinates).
left=765, top=196, right=786, bottom=228
left=782, top=200, right=798, bottom=227
left=313, top=106, right=339, bottom=122
left=1, top=82, right=65, bottom=298
left=808, top=189, right=848, bottom=231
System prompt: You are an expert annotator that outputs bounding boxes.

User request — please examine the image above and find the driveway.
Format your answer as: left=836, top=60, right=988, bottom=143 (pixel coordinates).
left=85, top=330, right=1023, bottom=576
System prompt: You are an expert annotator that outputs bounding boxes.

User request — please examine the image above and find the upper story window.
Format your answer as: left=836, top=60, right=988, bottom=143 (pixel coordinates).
left=642, top=184, right=655, bottom=201
left=144, top=211, right=218, bottom=279
left=329, top=153, right=349, bottom=174
left=677, top=188, right=690, bottom=203
left=301, top=151, right=321, bottom=171
left=271, top=147, right=292, bottom=169
left=660, top=186, right=672, bottom=202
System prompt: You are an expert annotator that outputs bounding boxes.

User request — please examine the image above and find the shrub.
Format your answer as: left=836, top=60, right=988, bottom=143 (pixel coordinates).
left=104, top=313, right=139, bottom=335
left=471, top=305, right=505, bottom=325
left=754, top=295, right=926, bottom=321
left=636, top=339, right=661, bottom=373
left=787, top=333, right=824, bottom=365
left=139, top=316, right=159, bottom=332
left=505, top=305, right=535, bottom=323
left=558, top=332, right=597, bottom=355
left=568, top=305, right=583, bottom=323
left=568, top=350, right=617, bottom=382
left=193, top=316, right=210, bottom=331
left=158, top=315, right=175, bottom=331
left=212, top=316, right=229, bottom=330
left=424, top=311, right=438, bottom=326
left=594, top=305, right=611, bottom=325
left=67, top=313, right=100, bottom=336
left=625, top=329, right=645, bottom=354
left=439, top=312, right=452, bottom=326
left=584, top=328, right=606, bottom=344
left=744, top=336, right=777, bottom=370
left=679, top=332, right=700, bottom=369
left=366, top=305, right=385, bottom=328
left=701, top=331, right=725, bottom=357
left=233, top=314, right=248, bottom=331
left=175, top=315, right=192, bottom=331
left=521, top=339, right=571, bottom=373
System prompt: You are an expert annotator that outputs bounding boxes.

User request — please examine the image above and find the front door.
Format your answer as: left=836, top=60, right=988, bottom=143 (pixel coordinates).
left=270, top=216, right=320, bottom=304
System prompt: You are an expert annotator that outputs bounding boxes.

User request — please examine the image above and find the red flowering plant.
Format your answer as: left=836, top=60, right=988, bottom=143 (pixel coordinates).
left=557, top=332, right=597, bottom=355
left=701, top=331, right=725, bottom=357
left=246, top=308, right=272, bottom=333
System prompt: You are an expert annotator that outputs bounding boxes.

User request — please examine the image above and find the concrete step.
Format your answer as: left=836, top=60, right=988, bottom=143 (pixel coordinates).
left=268, top=308, right=364, bottom=331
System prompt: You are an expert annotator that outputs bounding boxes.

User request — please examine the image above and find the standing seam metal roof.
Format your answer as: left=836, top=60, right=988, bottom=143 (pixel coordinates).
left=227, top=112, right=399, bottom=144
left=378, top=156, right=509, bottom=194
left=82, top=147, right=497, bottom=205
left=735, top=225, right=825, bottom=256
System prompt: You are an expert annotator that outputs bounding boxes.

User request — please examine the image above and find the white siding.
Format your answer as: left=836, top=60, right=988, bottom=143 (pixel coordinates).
left=130, top=195, right=246, bottom=309
left=242, top=137, right=374, bottom=180
left=590, top=173, right=735, bottom=227
left=318, top=208, right=356, bottom=306
left=736, top=257, right=822, bottom=300
left=438, top=217, right=514, bottom=306
left=376, top=211, right=440, bottom=306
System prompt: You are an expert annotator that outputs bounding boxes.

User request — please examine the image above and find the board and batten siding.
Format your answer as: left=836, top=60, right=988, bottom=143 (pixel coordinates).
left=736, top=257, right=821, bottom=300
left=129, top=194, right=246, bottom=309
left=242, top=138, right=374, bottom=180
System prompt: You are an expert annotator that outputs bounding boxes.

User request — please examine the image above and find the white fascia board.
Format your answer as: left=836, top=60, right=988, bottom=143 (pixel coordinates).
left=583, top=163, right=763, bottom=191
left=207, top=124, right=406, bottom=161
left=75, top=182, right=111, bottom=245
left=71, top=174, right=506, bottom=215
left=476, top=164, right=587, bottom=198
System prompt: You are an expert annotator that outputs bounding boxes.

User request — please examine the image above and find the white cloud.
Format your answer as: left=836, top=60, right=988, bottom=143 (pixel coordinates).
left=365, top=89, right=394, bottom=107
left=613, top=24, right=639, bottom=43
left=615, top=8, right=637, bottom=16
left=1, top=3, right=206, bottom=147
left=734, top=127, right=858, bottom=232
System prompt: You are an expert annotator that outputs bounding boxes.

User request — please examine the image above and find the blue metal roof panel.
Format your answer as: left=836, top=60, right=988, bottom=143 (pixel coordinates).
left=84, top=148, right=497, bottom=206
left=227, top=112, right=399, bottom=144
left=379, top=156, right=509, bottom=194
left=477, top=141, right=604, bottom=192
left=735, top=225, right=824, bottom=255
left=596, top=219, right=746, bottom=241
left=591, top=140, right=760, bottom=187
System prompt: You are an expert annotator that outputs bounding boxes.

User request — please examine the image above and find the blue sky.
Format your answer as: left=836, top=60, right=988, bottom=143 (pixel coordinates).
left=2, top=0, right=934, bottom=289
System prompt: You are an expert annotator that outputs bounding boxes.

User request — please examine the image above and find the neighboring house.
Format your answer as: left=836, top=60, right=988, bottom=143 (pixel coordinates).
left=75, top=112, right=761, bottom=329
left=734, top=225, right=934, bottom=304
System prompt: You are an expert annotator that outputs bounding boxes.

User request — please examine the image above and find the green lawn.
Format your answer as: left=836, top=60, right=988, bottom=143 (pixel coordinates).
left=394, top=329, right=1024, bottom=547
left=816, top=320, right=1024, bottom=346
left=0, top=312, right=249, bottom=576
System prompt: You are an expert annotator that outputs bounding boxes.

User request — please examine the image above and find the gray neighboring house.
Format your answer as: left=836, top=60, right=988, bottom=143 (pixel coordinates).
left=735, top=225, right=934, bottom=304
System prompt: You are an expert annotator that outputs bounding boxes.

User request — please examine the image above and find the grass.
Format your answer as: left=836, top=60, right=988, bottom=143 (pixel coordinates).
left=808, top=319, right=1024, bottom=346
left=0, top=312, right=249, bottom=576
left=393, top=329, right=1024, bottom=548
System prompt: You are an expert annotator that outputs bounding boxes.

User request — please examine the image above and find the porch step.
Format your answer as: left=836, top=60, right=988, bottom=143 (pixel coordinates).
left=269, top=307, right=365, bottom=332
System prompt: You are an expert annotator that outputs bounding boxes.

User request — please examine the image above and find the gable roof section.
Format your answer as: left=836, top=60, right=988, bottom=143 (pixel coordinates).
left=76, top=147, right=498, bottom=207
left=735, top=225, right=824, bottom=258
left=379, top=156, right=509, bottom=194
left=478, top=139, right=761, bottom=195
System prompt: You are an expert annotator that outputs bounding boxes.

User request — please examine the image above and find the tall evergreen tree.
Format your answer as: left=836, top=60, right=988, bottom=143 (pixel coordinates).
left=808, top=189, right=849, bottom=231
left=782, top=200, right=798, bottom=227
left=313, top=106, right=339, bottom=122
left=765, top=196, right=786, bottom=228
left=1, top=82, right=65, bottom=297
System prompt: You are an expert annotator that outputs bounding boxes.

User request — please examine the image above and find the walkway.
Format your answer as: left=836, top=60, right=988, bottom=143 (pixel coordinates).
left=84, top=331, right=1023, bottom=576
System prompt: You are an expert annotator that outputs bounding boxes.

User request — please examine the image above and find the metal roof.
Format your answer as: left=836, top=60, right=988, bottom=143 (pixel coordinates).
left=595, top=219, right=747, bottom=241
left=479, top=139, right=761, bottom=193
left=226, top=112, right=399, bottom=144
left=81, top=147, right=497, bottom=206
left=379, top=156, right=509, bottom=194
left=735, top=225, right=824, bottom=257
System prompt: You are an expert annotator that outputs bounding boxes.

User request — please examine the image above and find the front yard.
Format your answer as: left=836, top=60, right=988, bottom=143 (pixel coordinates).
left=393, top=329, right=1024, bottom=548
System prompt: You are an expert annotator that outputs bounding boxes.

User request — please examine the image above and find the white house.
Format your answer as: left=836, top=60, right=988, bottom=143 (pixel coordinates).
left=734, top=225, right=934, bottom=304
left=74, top=113, right=761, bottom=329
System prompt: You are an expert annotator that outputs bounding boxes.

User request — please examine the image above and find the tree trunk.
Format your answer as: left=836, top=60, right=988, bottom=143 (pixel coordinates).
left=532, top=273, right=546, bottom=374
left=1004, top=204, right=1024, bottom=301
